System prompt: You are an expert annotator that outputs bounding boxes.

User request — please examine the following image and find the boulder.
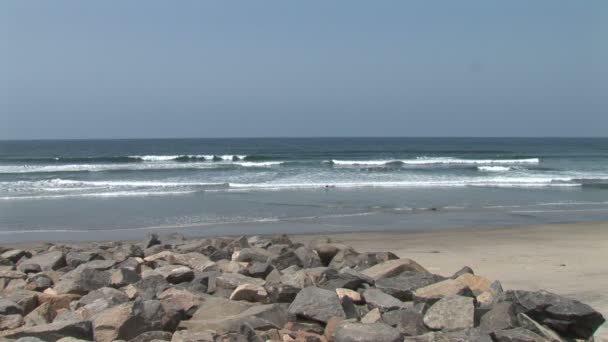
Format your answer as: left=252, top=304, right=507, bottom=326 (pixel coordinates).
left=245, top=262, right=273, bottom=279
left=65, top=251, right=99, bottom=269
left=233, top=248, right=272, bottom=263
left=336, top=288, right=363, bottom=305
left=413, top=279, right=473, bottom=304
left=517, top=312, right=568, bottom=342
left=328, top=248, right=360, bottom=270
left=1, top=250, right=30, bottom=263
left=53, top=268, right=111, bottom=295
left=479, top=301, right=518, bottom=333
left=361, top=308, right=382, bottom=323
left=270, top=250, right=302, bottom=270
left=0, top=320, right=93, bottom=341
left=381, top=309, right=428, bottom=336
left=142, top=233, right=161, bottom=249
left=334, top=322, right=403, bottom=342
left=18, top=251, right=66, bottom=272
left=490, top=327, right=548, bottom=342
left=375, top=272, right=445, bottom=301
left=314, top=243, right=349, bottom=266
left=287, top=287, right=346, bottom=323
left=129, top=330, right=173, bottom=342
left=229, top=283, right=268, bottom=303
left=423, top=296, right=475, bottom=331
left=0, top=314, right=24, bottom=330
left=25, top=274, right=54, bottom=292
left=4, top=290, right=39, bottom=315
left=133, top=275, right=170, bottom=300
left=110, top=268, right=141, bottom=288
left=154, top=265, right=194, bottom=284
left=0, top=299, right=23, bottom=315
left=216, top=273, right=265, bottom=291
left=76, top=287, right=129, bottom=309
left=294, top=246, right=323, bottom=268
left=319, top=268, right=373, bottom=290
left=451, top=266, right=474, bottom=278
left=171, top=330, right=215, bottom=342
left=363, top=288, right=407, bottom=312
left=158, top=288, right=204, bottom=318
left=361, top=259, right=427, bottom=280
left=500, top=290, right=605, bottom=339
left=454, top=273, right=492, bottom=296
left=181, top=302, right=287, bottom=333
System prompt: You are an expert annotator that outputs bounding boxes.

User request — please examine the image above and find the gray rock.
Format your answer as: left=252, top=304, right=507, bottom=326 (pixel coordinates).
left=423, top=295, right=475, bottom=331
left=294, top=246, right=323, bottom=268
left=111, top=268, right=142, bottom=288
left=480, top=301, right=518, bottom=333
left=500, top=290, right=605, bottom=339
left=133, top=275, right=170, bottom=300
left=154, top=265, right=194, bottom=284
left=335, top=322, right=403, bottom=342
left=1, top=249, right=30, bottom=263
left=0, top=298, right=24, bottom=315
left=518, top=313, right=569, bottom=342
left=18, top=251, right=66, bottom=272
left=319, top=268, right=374, bottom=290
left=490, top=327, right=548, bottom=342
left=216, top=273, right=265, bottom=290
left=13, top=338, right=47, bottom=342
left=451, top=266, right=474, bottom=278
left=4, top=290, right=39, bottom=315
left=328, top=248, right=360, bottom=270
left=1, top=320, right=94, bottom=341
left=445, top=328, right=492, bottom=342
left=128, top=330, right=172, bottom=342
left=382, top=309, right=428, bottom=336
left=363, top=288, right=407, bottom=312
left=245, top=262, right=273, bottom=279
left=375, top=272, right=445, bottom=301
left=233, top=248, right=272, bottom=263
left=287, top=286, right=346, bottom=323
left=270, top=250, right=302, bottom=270
left=77, top=287, right=129, bottom=308
left=25, top=274, right=54, bottom=291
left=65, top=251, right=99, bottom=269
left=265, top=283, right=300, bottom=303
left=0, top=313, right=24, bottom=330
left=142, top=233, right=161, bottom=249
left=54, top=268, right=111, bottom=295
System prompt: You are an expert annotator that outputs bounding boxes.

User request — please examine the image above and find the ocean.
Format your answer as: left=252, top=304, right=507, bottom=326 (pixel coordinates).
left=1, top=137, right=607, bottom=242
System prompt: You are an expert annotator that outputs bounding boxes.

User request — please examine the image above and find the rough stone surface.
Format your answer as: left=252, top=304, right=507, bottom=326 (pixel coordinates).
left=490, top=327, right=548, bottom=342
left=0, top=320, right=94, bottom=341
left=18, top=251, right=66, bottom=272
left=287, top=287, right=346, bottom=323
left=375, top=272, right=445, bottom=301
left=229, top=283, right=268, bottom=302
left=363, top=288, right=406, bottom=312
left=360, top=259, right=427, bottom=280
left=413, top=279, right=473, bottom=303
left=334, top=322, right=403, bottom=342
left=423, top=296, right=475, bottom=331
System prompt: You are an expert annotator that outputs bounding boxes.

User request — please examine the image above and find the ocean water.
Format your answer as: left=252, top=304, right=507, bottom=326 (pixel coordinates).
left=1, top=138, right=607, bottom=242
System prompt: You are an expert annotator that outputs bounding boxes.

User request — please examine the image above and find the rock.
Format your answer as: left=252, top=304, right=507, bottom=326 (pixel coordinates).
left=0, top=320, right=94, bottom=341
left=500, top=289, right=605, bottom=339
left=280, top=269, right=315, bottom=289
left=0, top=314, right=24, bottom=330
left=294, top=246, right=323, bottom=268
left=111, top=268, right=142, bottom=288
left=402, top=332, right=450, bottom=342
left=216, top=273, right=265, bottom=290
left=355, top=251, right=400, bottom=270
left=18, top=251, right=66, bottom=272
left=216, top=260, right=247, bottom=274
left=155, top=265, right=194, bottom=284
left=327, top=248, right=360, bottom=270
left=129, top=330, right=173, bottom=342
left=4, top=289, right=39, bottom=315
left=76, top=287, right=129, bottom=308
left=375, top=272, right=445, bottom=301
left=53, top=268, right=111, bottom=295
left=158, top=288, right=204, bottom=318
left=479, top=301, right=518, bottom=333
left=363, top=289, right=407, bottom=312
left=0, top=299, right=23, bottom=315
left=144, top=251, right=215, bottom=273
left=65, top=251, right=99, bottom=269
left=271, top=250, right=302, bottom=270
left=133, top=275, right=170, bottom=300
left=113, top=243, right=144, bottom=262
left=314, top=243, right=349, bottom=266
left=1, top=250, right=30, bottom=263
left=490, top=327, right=548, bottom=342
left=517, top=313, right=568, bottom=342
left=171, top=330, right=215, bottom=342
left=454, top=273, right=492, bottom=296
left=361, top=308, right=382, bottom=323
left=413, top=279, right=473, bottom=304
left=381, top=309, right=428, bottom=336
left=334, top=322, right=403, bottom=342
left=360, top=259, right=427, bottom=280
left=451, top=266, right=474, bottom=278
left=336, top=288, right=363, bottom=304
left=142, top=233, right=161, bottom=249
left=319, top=268, right=373, bottom=290
left=287, top=287, right=346, bottom=323
left=23, top=302, right=59, bottom=326
left=233, top=248, right=272, bottom=263
left=245, top=262, right=273, bottom=279
left=25, top=274, right=54, bottom=291
left=445, top=328, right=492, bottom=342
left=181, top=301, right=287, bottom=333
left=423, top=296, right=474, bottom=331
left=0, top=270, right=27, bottom=280
left=188, top=296, right=254, bottom=322
left=229, top=283, right=268, bottom=302
left=38, top=293, right=80, bottom=311
left=265, top=283, right=300, bottom=303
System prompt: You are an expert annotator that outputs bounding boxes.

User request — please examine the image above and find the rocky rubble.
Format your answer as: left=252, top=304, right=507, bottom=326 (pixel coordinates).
left=0, top=234, right=604, bottom=342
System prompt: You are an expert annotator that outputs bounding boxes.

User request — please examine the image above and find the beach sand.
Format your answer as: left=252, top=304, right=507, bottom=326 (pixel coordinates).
left=294, top=221, right=608, bottom=340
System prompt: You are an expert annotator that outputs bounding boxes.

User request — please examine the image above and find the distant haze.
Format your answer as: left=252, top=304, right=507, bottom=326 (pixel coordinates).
left=1, top=1, right=606, bottom=139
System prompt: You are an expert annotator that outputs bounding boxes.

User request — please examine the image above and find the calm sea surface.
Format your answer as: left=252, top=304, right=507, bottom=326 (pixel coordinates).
left=1, top=138, right=607, bottom=242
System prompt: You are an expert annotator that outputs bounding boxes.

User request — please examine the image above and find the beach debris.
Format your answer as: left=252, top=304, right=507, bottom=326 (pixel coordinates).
left=0, top=234, right=604, bottom=341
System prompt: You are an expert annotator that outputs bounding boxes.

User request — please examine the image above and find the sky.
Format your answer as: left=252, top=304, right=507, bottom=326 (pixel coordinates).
left=0, top=1, right=606, bottom=139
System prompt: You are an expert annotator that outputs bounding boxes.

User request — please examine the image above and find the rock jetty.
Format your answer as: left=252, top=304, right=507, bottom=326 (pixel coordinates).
left=0, top=233, right=604, bottom=341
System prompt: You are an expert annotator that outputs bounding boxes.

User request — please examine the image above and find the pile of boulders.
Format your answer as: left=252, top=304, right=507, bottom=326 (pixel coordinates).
left=0, top=233, right=604, bottom=342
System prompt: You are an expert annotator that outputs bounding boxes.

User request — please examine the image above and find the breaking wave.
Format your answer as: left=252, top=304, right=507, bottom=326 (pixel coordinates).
left=328, top=157, right=540, bottom=167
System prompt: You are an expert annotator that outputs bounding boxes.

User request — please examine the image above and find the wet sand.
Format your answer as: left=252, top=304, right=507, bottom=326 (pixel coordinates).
left=294, top=221, right=608, bottom=340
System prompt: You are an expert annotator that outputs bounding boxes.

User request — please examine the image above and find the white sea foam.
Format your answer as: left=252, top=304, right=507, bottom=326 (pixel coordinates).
left=331, top=157, right=540, bottom=166
left=235, top=161, right=284, bottom=167
left=0, top=190, right=197, bottom=200
left=135, top=155, right=184, bottom=161
left=477, top=166, right=512, bottom=172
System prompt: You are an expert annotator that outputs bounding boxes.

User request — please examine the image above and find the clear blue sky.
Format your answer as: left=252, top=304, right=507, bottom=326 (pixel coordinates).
left=1, top=1, right=606, bottom=139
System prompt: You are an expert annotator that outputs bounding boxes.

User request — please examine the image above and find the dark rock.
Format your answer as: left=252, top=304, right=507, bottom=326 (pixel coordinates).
left=480, top=301, right=518, bottom=333
left=270, top=250, right=302, bottom=270
left=490, top=327, right=547, bottom=342
left=187, top=272, right=217, bottom=294
left=383, top=309, right=428, bottom=336
left=1, top=250, right=30, bottom=263
left=423, top=295, right=475, bottom=331
left=451, top=266, right=474, bottom=278
left=294, top=246, right=323, bottom=268
left=445, top=328, right=492, bottom=342
left=517, top=312, right=568, bottom=342
left=25, top=274, right=54, bottom=291
left=0, top=299, right=23, bottom=315
left=361, top=258, right=428, bottom=280
left=155, top=265, right=194, bottom=284
left=245, top=262, right=273, bottom=279
left=234, top=248, right=272, bottom=263
left=265, top=283, right=300, bottom=303
left=340, top=295, right=360, bottom=320
left=363, top=288, right=407, bottom=312
left=413, top=279, right=474, bottom=304
left=318, top=268, right=373, bottom=290
left=0, top=314, right=24, bottom=330
left=500, top=290, right=605, bottom=339
left=335, top=322, right=403, bottom=342
left=111, top=268, right=142, bottom=288
left=4, top=290, right=39, bottom=315
left=53, top=268, right=111, bottom=295
left=355, top=251, right=400, bottom=270
left=1, top=320, right=94, bottom=341
left=65, top=251, right=99, bottom=269
left=76, top=287, right=129, bottom=308
left=375, top=272, right=445, bottom=301
left=142, top=233, right=161, bottom=249
left=208, top=249, right=232, bottom=262
left=287, top=286, right=346, bottom=323
left=19, top=263, right=41, bottom=274
left=328, top=248, right=360, bottom=270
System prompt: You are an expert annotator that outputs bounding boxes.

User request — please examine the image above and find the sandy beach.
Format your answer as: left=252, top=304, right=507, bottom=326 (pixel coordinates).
left=294, top=221, right=608, bottom=340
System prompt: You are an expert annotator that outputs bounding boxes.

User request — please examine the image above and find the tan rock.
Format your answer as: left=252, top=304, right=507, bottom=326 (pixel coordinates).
left=455, top=273, right=491, bottom=296
left=171, top=329, right=215, bottom=342
left=323, top=316, right=344, bottom=342
left=361, top=308, right=382, bottom=323
left=476, top=291, right=494, bottom=307
left=159, top=287, right=204, bottom=314
left=92, top=302, right=134, bottom=342
left=123, top=284, right=139, bottom=299
left=37, top=293, right=80, bottom=311
left=413, top=279, right=472, bottom=302
left=360, top=258, right=427, bottom=280
left=335, top=288, right=363, bottom=305
left=0, top=314, right=23, bottom=330
left=229, top=283, right=268, bottom=302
